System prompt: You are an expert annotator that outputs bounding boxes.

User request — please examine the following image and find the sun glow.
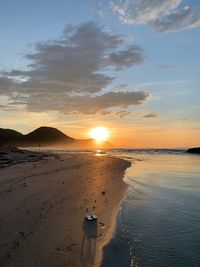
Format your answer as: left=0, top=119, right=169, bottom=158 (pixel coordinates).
left=90, top=127, right=109, bottom=142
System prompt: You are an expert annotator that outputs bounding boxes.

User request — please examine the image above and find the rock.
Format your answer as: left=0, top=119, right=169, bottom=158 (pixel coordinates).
left=187, top=147, right=200, bottom=154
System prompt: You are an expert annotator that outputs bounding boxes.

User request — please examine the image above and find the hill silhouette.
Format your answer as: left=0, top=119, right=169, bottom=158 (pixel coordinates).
left=0, top=128, right=23, bottom=146
left=24, top=127, right=74, bottom=146
left=0, top=126, right=112, bottom=149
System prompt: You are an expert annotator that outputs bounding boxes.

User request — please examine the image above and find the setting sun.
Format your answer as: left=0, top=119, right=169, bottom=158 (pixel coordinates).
left=90, top=127, right=109, bottom=142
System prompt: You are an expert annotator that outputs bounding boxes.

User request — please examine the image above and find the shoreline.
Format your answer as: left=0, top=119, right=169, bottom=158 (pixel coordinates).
left=0, top=148, right=131, bottom=267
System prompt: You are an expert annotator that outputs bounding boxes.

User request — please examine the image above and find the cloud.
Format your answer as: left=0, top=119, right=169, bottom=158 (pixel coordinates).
left=143, top=112, right=159, bottom=118
left=0, top=77, right=16, bottom=95
left=108, top=46, right=145, bottom=70
left=110, top=0, right=181, bottom=24
left=3, top=22, right=144, bottom=94
left=108, top=0, right=200, bottom=32
left=155, top=64, right=181, bottom=69
left=0, top=22, right=148, bottom=114
left=152, top=6, right=200, bottom=32
left=115, top=110, right=131, bottom=118
left=10, top=91, right=149, bottom=114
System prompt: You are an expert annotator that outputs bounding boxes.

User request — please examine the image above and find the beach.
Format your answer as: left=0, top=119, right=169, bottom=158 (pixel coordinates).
left=0, top=148, right=131, bottom=267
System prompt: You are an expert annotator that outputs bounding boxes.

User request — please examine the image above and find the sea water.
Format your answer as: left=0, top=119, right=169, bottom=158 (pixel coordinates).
left=100, top=150, right=200, bottom=267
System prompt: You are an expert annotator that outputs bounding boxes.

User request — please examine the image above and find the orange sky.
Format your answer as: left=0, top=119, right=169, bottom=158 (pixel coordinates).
left=0, top=110, right=199, bottom=148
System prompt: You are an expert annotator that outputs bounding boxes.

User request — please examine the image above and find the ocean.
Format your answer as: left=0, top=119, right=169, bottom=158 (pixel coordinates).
left=100, top=149, right=200, bottom=267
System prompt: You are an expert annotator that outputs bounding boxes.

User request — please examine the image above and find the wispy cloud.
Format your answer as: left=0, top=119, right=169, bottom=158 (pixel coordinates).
left=0, top=22, right=148, bottom=114
left=115, top=110, right=131, bottom=118
left=155, top=64, right=182, bottom=69
left=142, top=112, right=159, bottom=118
left=108, top=0, right=200, bottom=32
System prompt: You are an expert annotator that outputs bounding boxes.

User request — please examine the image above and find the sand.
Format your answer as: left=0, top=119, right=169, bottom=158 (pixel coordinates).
left=0, top=148, right=131, bottom=267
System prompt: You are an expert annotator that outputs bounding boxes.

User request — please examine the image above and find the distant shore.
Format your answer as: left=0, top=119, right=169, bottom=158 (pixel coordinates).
left=0, top=147, right=131, bottom=267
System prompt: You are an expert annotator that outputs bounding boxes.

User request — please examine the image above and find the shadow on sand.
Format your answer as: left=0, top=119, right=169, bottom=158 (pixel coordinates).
left=80, top=219, right=97, bottom=267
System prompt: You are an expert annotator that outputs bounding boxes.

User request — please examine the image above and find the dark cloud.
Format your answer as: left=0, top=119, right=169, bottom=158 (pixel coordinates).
left=10, top=91, right=149, bottom=114
left=3, top=22, right=144, bottom=94
left=108, top=0, right=200, bottom=32
left=0, top=77, right=16, bottom=95
left=108, top=46, right=145, bottom=70
left=0, top=22, right=148, bottom=114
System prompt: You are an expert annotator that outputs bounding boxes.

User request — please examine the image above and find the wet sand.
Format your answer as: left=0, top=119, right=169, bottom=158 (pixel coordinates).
left=0, top=148, right=131, bottom=267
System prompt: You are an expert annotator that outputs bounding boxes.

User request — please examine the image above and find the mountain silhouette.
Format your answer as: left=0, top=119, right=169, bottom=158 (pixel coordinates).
left=24, top=126, right=74, bottom=146
left=0, top=126, right=112, bottom=149
left=0, top=128, right=23, bottom=146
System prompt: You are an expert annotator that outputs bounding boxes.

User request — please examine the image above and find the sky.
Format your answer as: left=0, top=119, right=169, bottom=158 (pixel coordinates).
left=0, top=0, right=200, bottom=148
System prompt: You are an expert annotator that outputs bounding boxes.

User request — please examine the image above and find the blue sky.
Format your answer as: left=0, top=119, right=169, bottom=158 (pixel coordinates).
left=0, top=0, right=199, bottom=147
